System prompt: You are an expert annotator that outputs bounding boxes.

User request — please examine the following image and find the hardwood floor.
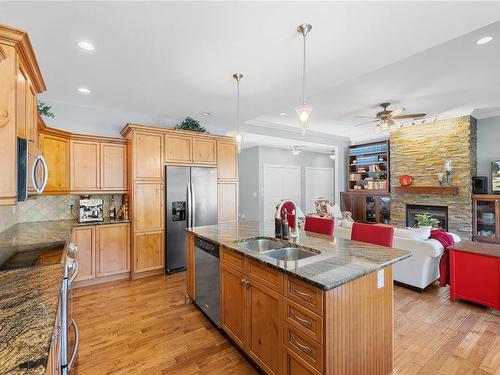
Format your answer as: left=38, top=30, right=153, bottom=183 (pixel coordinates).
left=72, top=273, right=500, bottom=375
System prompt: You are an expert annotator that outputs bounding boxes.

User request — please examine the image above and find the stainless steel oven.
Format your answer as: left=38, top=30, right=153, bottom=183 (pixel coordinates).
left=61, top=244, right=79, bottom=375
left=194, top=237, right=220, bottom=327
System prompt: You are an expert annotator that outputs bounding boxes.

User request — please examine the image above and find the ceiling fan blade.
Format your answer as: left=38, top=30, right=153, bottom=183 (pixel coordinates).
left=354, top=119, right=379, bottom=127
left=354, top=115, right=376, bottom=119
left=388, top=107, right=405, bottom=117
left=393, top=113, right=426, bottom=119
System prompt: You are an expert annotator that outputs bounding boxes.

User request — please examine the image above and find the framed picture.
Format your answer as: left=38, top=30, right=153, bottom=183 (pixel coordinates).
left=492, top=161, right=500, bottom=193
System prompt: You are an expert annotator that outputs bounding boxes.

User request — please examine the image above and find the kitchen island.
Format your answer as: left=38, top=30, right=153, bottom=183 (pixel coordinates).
left=186, top=221, right=411, bottom=375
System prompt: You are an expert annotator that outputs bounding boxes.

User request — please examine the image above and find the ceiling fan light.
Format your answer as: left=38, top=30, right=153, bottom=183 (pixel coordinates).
left=291, top=146, right=302, bottom=156
left=374, top=124, right=382, bottom=134
left=295, top=104, right=313, bottom=136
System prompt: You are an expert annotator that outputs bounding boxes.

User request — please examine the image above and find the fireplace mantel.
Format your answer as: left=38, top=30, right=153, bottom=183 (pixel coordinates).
left=393, top=186, right=459, bottom=195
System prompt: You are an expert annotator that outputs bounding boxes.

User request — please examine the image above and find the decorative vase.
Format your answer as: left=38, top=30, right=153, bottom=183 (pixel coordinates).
left=399, top=175, right=413, bottom=187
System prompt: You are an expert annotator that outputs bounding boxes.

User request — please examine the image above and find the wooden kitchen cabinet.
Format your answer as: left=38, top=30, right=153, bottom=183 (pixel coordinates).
left=16, top=64, right=27, bottom=139
left=40, top=132, right=70, bottom=193
left=221, top=263, right=247, bottom=350
left=96, top=223, right=130, bottom=277
left=165, top=134, right=192, bottom=164
left=134, top=182, right=163, bottom=232
left=45, top=300, right=61, bottom=375
left=218, top=182, right=238, bottom=223
left=134, top=232, right=163, bottom=273
left=100, top=142, right=127, bottom=191
left=70, top=140, right=100, bottom=191
left=72, top=226, right=96, bottom=282
left=247, top=279, right=283, bottom=375
left=283, top=348, right=322, bottom=375
left=192, top=138, right=216, bottom=164
left=217, top=141, right=238, bottom=180
left=134, top=131, right=163, bottom=179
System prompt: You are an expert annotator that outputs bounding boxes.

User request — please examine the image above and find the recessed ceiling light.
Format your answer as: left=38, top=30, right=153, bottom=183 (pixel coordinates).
left=279, top=112, right=287, bottom=116
left=78, top=40, right=95, bottom=51
left=202, top=112, right=211, bottom=116
left=476, top=36, right=493, bottom=45
left=78, top=87, right=91, bottom=94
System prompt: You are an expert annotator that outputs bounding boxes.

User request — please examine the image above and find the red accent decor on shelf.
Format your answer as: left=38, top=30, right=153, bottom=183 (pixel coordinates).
left=399, top=175, right=413, bottom=187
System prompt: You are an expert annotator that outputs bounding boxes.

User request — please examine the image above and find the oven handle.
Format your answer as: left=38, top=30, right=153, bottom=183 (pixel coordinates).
left=67, top=319, right=79, bottom=371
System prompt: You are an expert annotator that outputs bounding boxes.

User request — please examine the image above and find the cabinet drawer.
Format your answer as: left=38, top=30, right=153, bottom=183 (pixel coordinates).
left=284, top=323, right=324, bottom=374
left=285, top=276, right=324, bottom=316
left=284, top=298, right=324, bottom=344
left=246, top=258, right=283, bottom=292
left=220, top=247, right=245, bottom=272
left=283, top=347, right=323, bottom=375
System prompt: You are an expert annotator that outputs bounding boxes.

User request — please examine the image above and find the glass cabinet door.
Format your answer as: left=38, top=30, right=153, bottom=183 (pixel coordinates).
left=379, top=197, right=391, bottom=224
left=476, top=200, right=496, bottom=239
left=366, top=196, right=376, bottom=222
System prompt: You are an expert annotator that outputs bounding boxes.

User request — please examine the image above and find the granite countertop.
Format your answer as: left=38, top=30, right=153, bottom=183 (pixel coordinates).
left=73, top=217, right=131, bottom=227
left=0, top=263, right=64, bottom=374
left=449, top=239, right=500, bottom=258
left=187, top=221, right=411, bottom=290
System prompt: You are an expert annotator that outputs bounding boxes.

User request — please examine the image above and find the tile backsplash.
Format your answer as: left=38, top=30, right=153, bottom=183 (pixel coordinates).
left=0, top=205, right=17, bottom=232
left=17, top=194, right=123, bottom=223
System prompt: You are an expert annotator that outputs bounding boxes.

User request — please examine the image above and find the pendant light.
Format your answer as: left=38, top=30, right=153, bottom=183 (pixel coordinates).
left=295, top=23, right=312, bottom=136
left=233, top=73, right=243, bottom=153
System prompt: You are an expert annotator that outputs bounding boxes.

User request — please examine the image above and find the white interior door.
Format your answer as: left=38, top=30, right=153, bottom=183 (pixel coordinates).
left=305, top=167, right=334, bottom=215
left=263, top=165, right=301, bottom=222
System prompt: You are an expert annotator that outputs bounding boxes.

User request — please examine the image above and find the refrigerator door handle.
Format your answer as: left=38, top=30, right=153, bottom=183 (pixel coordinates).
left=186, top=184, right=191, bottom=227
left=191, top=182, right=195, bottom=227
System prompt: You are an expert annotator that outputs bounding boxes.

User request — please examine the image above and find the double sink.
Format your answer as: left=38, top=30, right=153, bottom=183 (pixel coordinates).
left=235, top=237, right=319, bottom=261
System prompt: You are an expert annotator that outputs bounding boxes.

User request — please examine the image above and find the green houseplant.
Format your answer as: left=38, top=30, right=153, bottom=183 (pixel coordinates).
left=174, top=117, right=207, bottom=133
left=37, top=101, right=55, bottom=118
left=414, top=213, right=440, bottom=229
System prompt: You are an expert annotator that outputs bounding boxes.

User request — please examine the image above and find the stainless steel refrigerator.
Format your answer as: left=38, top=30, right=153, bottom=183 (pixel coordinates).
left=165, top=166, right=218, bottom=273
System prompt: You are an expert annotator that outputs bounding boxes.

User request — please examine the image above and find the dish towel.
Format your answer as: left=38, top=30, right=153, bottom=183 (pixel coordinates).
left=430, top=229, right=455, bottom=287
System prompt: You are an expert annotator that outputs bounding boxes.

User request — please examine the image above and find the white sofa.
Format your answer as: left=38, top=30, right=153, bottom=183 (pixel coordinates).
left=334, top=222, right=461, bottom=292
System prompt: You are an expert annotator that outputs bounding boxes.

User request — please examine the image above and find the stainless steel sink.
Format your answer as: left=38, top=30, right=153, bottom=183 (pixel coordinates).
left=262, top=247, right=318, bottom=261
left=236, top=238, right=284, bottom=252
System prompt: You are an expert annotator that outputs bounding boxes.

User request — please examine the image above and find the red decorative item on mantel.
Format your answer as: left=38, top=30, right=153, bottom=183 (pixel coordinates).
left=399, top=175, right=413, bottom=187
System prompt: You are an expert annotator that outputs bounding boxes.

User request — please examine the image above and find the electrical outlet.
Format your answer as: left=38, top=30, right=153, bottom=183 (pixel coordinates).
left=69, top=200, right=75, bottom=210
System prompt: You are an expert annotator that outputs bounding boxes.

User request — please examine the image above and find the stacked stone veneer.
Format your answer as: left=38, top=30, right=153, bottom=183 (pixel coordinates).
left=390, top=116, right=477, bottom=239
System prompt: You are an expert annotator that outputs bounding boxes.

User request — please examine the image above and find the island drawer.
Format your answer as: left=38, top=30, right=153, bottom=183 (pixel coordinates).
left=283, top=298, right=324, bottom=345
left=246, top=258, right=284, bottom=292
left=220, top=247, right=245, bottom=272
left=284, top=323, right=324, bottom=373
left=284, top=276, right=324, bottom=316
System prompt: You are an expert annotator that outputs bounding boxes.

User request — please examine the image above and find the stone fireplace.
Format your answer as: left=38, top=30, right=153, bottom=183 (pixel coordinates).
left=406, top=204, right=448, bottom=231
left=390, top=116, right=477, bottom=239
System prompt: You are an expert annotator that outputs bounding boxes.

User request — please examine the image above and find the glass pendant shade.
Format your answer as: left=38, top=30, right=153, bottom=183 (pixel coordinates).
left=295, top=104, right=313, bottom=136
left=234, top=131, right=243, bottom=153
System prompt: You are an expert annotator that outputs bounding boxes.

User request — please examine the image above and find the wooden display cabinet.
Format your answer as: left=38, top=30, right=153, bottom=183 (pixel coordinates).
left=340, top=191, right=391, bottom=224
left=348, top=140, right=389, bottom=193
left=472, top=194, right=500, bottom=244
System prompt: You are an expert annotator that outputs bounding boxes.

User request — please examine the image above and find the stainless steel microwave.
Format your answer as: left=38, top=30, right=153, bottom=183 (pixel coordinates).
left=17, top=138, right=48, bottom=201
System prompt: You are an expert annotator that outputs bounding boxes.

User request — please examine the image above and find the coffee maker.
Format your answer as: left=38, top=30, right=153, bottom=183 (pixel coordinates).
left=79, top=198, right=104, bottom=222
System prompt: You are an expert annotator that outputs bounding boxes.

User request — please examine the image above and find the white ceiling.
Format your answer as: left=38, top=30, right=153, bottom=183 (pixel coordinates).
left=1, top=1, right=500, bottom=143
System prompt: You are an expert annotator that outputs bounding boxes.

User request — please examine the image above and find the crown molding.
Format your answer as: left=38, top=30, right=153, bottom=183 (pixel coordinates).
left=0, top=24, right=46, bottom=93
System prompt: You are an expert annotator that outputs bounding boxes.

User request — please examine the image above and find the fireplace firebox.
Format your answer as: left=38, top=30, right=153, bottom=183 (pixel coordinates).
left=406, top=204, right=448, bottom=231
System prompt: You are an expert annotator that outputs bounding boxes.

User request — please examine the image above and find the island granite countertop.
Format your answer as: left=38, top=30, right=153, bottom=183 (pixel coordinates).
left=187, top=221, right=411, bottom=290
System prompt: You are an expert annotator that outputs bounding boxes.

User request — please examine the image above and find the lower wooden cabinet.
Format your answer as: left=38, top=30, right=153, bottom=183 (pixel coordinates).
left=72, top=223, right=130, bottom=286
left=220, top=264, right=247, bottom=349
left=283, top=348, right=322, bottom=375
left=134, top=231, right=163, bottom=273
left=96, top=223, right=130, bottom=277
left=186, top=233, right=195, bottom=300
left=72, top=226, right=95, bottom=282
left=247, top=279, right=283, bottom=375
left=45, top=299, right=61, bottom=375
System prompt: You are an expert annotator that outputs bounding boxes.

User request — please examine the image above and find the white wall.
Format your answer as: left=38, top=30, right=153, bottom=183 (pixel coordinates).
left=477, top=116, right=500, bottom=192
left=239, top=146, right=337, bottom=222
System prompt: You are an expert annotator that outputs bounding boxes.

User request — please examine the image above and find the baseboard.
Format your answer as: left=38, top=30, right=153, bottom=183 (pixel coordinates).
left=393, top=280, right=426, bottom=293
left=73, top=272, right=130, bottom=288
left=130, top=268, right=164, bottom=280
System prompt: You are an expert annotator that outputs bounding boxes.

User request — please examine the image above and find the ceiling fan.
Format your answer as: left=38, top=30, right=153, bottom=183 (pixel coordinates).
left=354, top=102, right=427, bottom=133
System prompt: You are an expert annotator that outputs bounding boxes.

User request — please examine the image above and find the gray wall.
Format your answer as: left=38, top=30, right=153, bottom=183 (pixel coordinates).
left=239, top=146, right=338, bottom=222
left=477, top=116, right=500, bottom=192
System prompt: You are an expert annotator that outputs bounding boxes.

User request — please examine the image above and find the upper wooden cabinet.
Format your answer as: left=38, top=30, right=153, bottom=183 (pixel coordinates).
left=40, top=132, right=70, bottom=193
left=70, top=140, right=100, bottom=191
left=218, top=182, right=238, bottom=223
left=217, top=141, right=238, bottom=180
left=192, top=138, right=216, bottom=164
left=100, top=142, right=127, bottom=191
left=134, top=131, right=163, bottom=180
left=165, top=134, right=192, bottom=164
left=134, top=181, right=163, bottom=232
left=0, top=25, right=46, bottom=205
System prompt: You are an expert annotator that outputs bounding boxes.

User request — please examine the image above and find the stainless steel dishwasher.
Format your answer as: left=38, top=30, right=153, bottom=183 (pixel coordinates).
left=194, top=237, right=220, bottom=327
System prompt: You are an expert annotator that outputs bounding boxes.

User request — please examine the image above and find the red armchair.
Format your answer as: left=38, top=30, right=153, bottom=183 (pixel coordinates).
left=351, top=222, right=394, bottom=247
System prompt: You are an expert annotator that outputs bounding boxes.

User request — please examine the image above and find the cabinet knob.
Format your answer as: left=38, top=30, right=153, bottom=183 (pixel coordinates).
left=0, top=111, right=9, bottom=128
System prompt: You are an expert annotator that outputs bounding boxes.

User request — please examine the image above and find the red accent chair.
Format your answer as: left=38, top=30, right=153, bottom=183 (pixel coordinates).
left=351, top=222, right=394, bottom=247
left=304, top=215, right=335, bottom=236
